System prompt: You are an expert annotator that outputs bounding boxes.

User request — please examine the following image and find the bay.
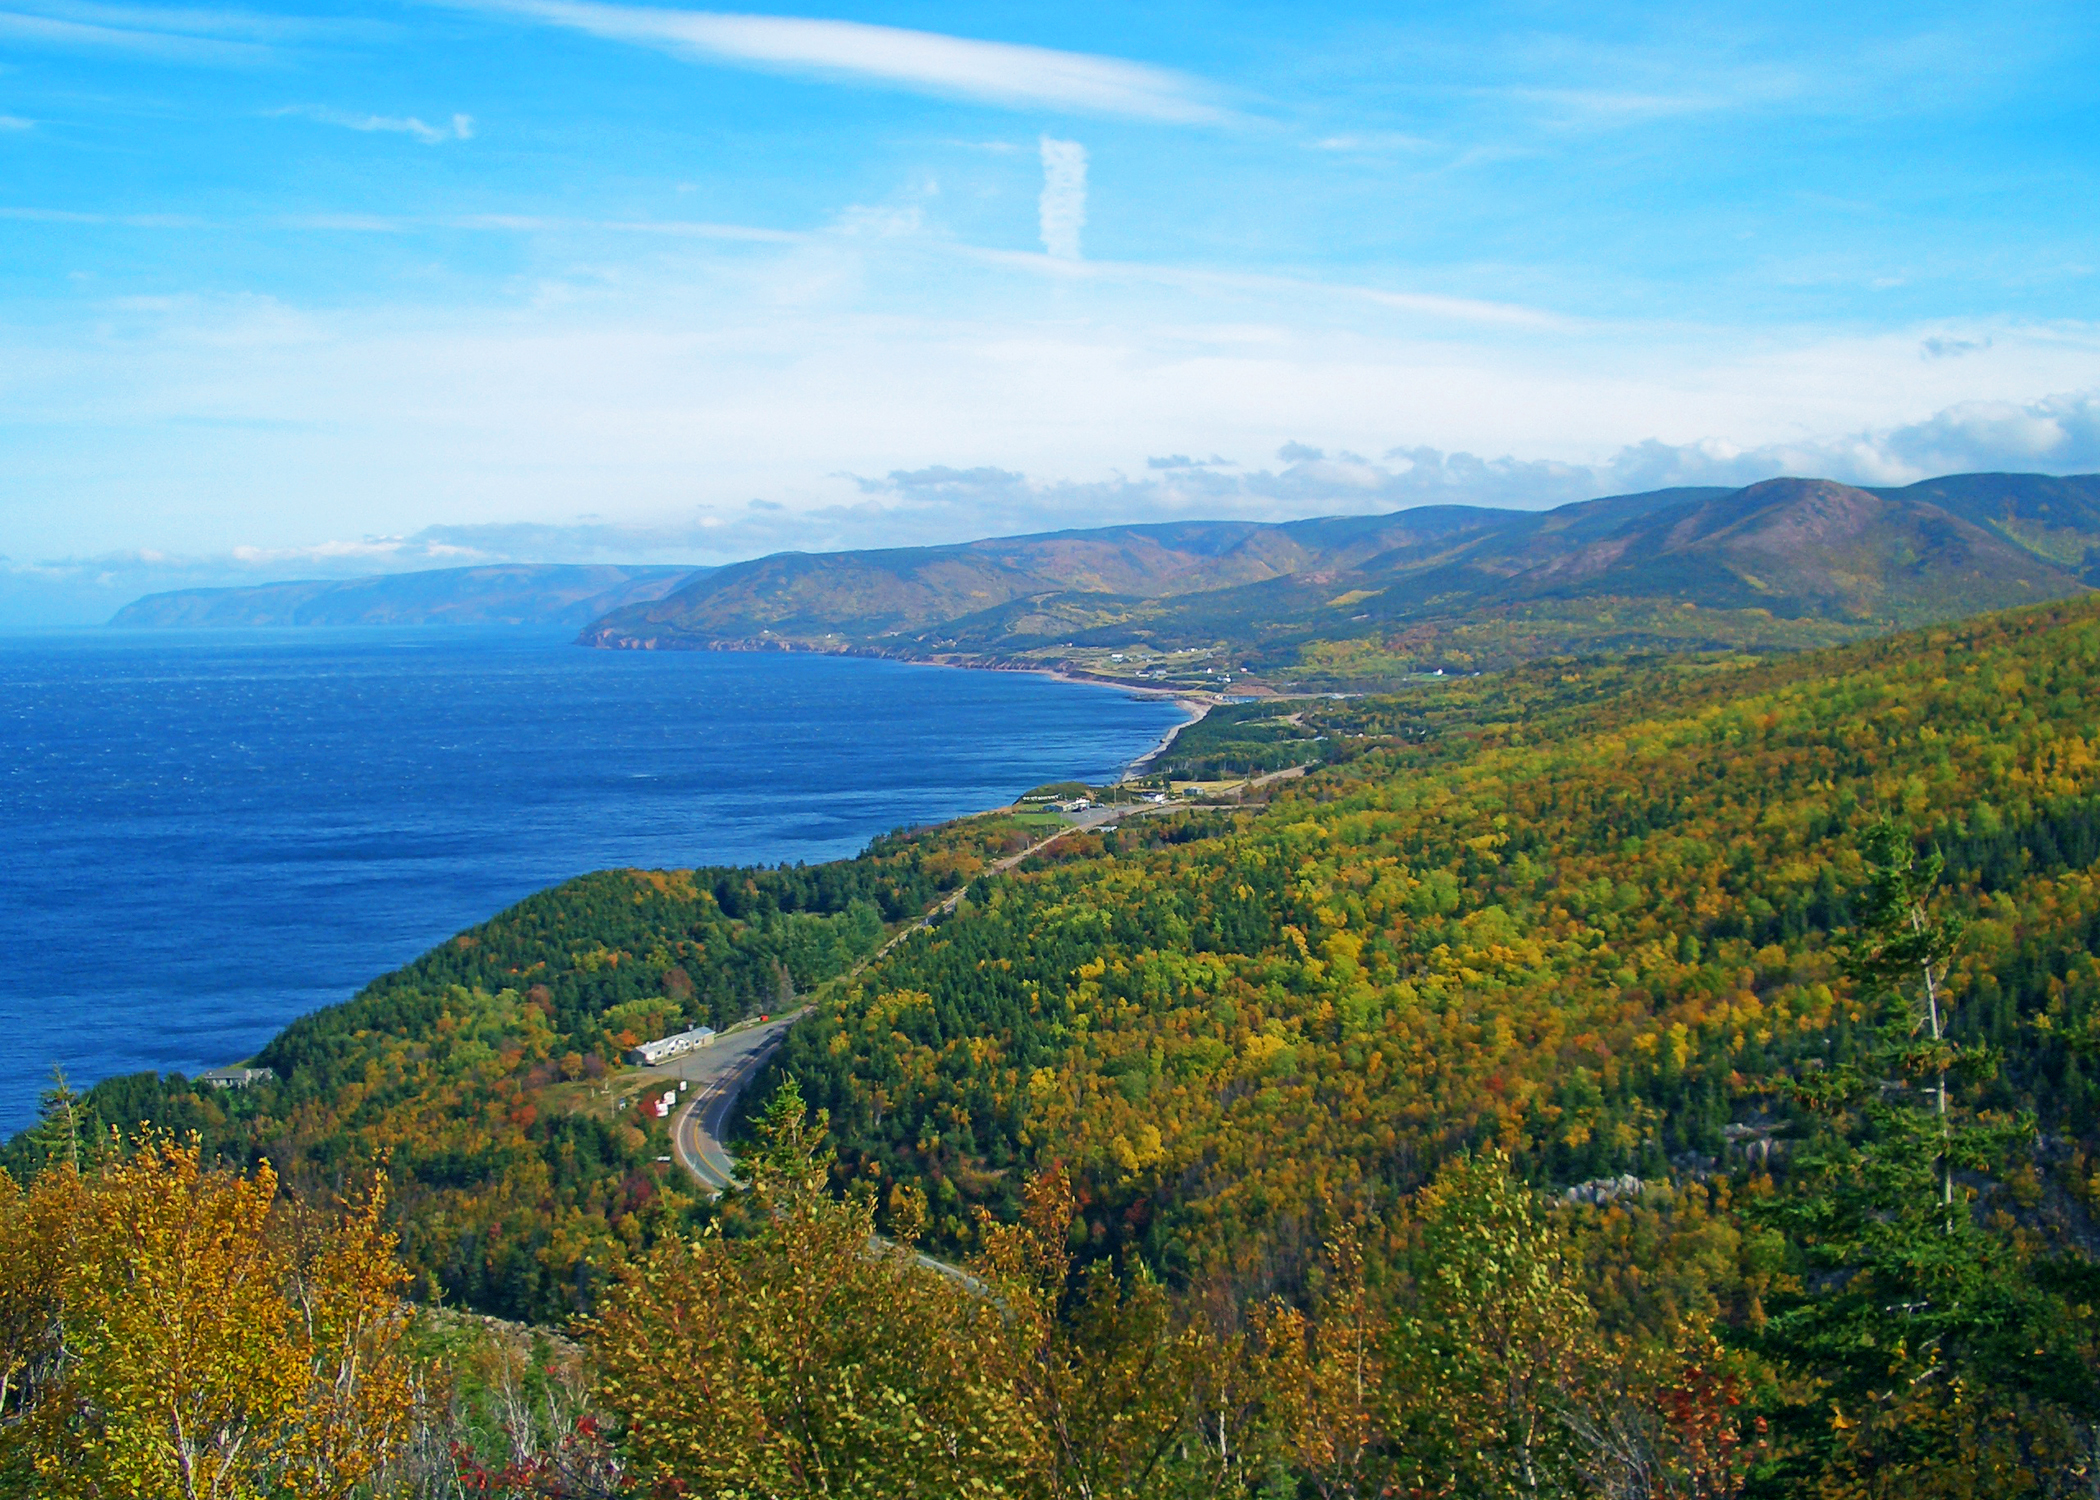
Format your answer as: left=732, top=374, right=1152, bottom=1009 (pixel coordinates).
left=0, top=628, right=1186, bottom=1131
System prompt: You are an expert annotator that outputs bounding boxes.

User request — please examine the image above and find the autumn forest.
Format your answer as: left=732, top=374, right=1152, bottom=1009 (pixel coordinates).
left=10, top=591, right=2100, bottom=1496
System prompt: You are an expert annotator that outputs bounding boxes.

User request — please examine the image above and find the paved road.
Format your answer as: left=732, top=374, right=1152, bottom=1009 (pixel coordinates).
left=664, top=1009, right=809, bottom=1193
left=659, top=813, right=1089, bottom=1195
left=661, top=765, right=1312, bottom=1200
left=658, top=1010, right=987, bottom=1290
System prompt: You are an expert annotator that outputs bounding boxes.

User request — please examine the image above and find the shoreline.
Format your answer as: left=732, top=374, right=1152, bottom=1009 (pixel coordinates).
left=1121, top=697, right=1214, bottom=782
left=12, top=630, right=1218, bottom=1109
left=574, top=628, right=1263, bottom=704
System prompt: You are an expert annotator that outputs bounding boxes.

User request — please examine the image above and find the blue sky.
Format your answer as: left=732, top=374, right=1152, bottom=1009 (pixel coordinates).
left=2, top=0, right=2098, bottom=620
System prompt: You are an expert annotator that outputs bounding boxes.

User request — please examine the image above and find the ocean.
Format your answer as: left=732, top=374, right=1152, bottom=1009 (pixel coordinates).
left=0, top=629, right=1187, bottom=1132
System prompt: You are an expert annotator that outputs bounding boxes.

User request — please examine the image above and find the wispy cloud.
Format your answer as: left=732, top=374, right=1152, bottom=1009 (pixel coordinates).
left=1037, top=136, right=1085, bottom=260
left=1505, top=85, right=1751, bottom=127
left=464, top=1, right=1223, bottom=122
left=0, top=6, right=266, bottom=60
left=0, top=204, right=803, bottom=238
left=0, top=204, right=208, bottom=226
left=1307, top=131, right=1431, bottom=153
left=957, top=242, right=1578, bottom=330
left=273, top=105, right=475, bottom=143
left=0, top=189, right=1568, bottom=330
left=7, top=0, right=332, bottom=38
left=0, top=0, right=353, bottom=62
left=0, top=115, right=31, bottom=129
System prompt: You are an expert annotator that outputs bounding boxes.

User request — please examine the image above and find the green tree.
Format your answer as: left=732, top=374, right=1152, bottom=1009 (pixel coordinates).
left=1386, top=1150, right=1597, bottom=1499
left=20, top=1068, right=84, bottom=1174
left=1748, top=820, right=2046, bottom=1495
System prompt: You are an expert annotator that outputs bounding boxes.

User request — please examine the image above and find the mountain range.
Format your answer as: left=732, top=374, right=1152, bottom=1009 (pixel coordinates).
left=578, top=472, right=2100, bottom=685
left=110, top=563, right=698, bottom=629
left=111, top=473, right=2100, bottom=688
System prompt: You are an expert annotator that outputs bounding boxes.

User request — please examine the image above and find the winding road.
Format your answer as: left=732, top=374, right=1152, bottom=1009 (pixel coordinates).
left=663, top=765, right=1312, bottom=1197
left=661, top=812, right=1116, bottom=1196
left=664, top=1009, right=809, bottom=1193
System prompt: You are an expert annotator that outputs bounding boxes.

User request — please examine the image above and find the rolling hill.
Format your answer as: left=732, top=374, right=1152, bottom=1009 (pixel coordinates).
left=111, top=562, right=701, bottom=629
left=36, top=590, right=2100, bottom=1492
left=579, top=473, right=2099, bottom=685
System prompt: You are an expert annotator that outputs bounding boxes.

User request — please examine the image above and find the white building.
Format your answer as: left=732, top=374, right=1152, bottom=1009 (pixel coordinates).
left=198, top=1066, right=275, bottom=1090
left=627, top=1026, right=717, bottom=1067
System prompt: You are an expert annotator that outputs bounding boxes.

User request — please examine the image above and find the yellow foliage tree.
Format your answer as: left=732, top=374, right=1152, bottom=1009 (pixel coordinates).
left=974, top=1165, right=1203, bottom=1500
left=0, top=1135, right=415, bottom=1500
left=590, top=1080, right=1037, bottom=1498
left=1255, top=1226, right=1393, bottom=1500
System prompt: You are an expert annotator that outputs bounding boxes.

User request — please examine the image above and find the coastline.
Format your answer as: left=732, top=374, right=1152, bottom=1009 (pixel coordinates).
left=3, top=636, right=1190, bottom=1126
left=573, top=627, right=1256, bottom=702
left=866, top=656, right=1217, bottom=791
left=1121, top=697, right=1213, bottom=782
left=129, top=666, right=1204, bottom=1090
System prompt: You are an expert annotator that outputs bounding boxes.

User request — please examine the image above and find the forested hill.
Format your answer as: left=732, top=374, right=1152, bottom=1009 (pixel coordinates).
left=110, top=562, right=699, bottom=628
left=767, top=592, right=2100, bottom=1278
left=20, top=592, right=2100, bottom=1488
left=1, top=819, right=1028, bottom=1318
left=33, top=589, right=2100, bottom=1326
left=580, top=471, right=2099, bottom=686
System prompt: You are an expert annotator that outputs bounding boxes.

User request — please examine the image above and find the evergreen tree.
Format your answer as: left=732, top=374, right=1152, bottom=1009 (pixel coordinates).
left=21, top=1069, right=82, bottom=1175
left=1747, top=819, right=2047, bottom=1494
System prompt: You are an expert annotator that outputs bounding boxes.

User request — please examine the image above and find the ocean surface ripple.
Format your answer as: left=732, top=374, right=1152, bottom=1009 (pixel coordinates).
left=0, top=628, right=1186, bottom=1131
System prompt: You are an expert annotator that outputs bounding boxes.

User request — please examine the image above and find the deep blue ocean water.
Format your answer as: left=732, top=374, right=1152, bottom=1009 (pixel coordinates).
left=0, top=629, right=1186, bottom=1132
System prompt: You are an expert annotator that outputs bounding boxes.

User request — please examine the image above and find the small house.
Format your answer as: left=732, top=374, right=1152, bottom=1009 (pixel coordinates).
left=198, top=1066, right=276, bottom=1090
left=627, top=1026, right=718, bottom=1067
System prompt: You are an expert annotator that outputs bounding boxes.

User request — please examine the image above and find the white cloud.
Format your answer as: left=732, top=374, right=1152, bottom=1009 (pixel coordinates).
left=1308, top=131, right=1431, bottom=153
left=0, top=115, right=31, bottom=129
left=12, top=384, right=2099, bottom=627
left=465, top=0, right=1222, bottom=122
left=0, top=0, right=352, bottom=62
left=1527, top=389, right=2100, bottom=492
left=274, top=105, right=474, bottom=143
left=1882, top=391, right=2100, bottom=473
left=1037, top=136, right=1086, bottom=260
left=0, top=7, right=267, bottom=60
left=4, top=213, right=2097, bottom=586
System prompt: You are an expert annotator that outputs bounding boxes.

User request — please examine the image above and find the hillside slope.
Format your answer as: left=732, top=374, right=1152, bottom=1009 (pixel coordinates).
left=766, top=593, right=2100, bottom=1277
left=2, top=818, right=1035, bottom=1320
left=25, top=594, right=2100, bottom=1494
left=581, top=473, right=2097, bottom=684
left=112, top=563, right=700, bottom=628
left=34, top=592, right=2100, bottom=1332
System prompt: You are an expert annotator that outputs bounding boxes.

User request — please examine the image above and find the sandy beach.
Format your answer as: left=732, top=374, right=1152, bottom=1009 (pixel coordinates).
left=1121, top=696, right=1214, bottom=780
